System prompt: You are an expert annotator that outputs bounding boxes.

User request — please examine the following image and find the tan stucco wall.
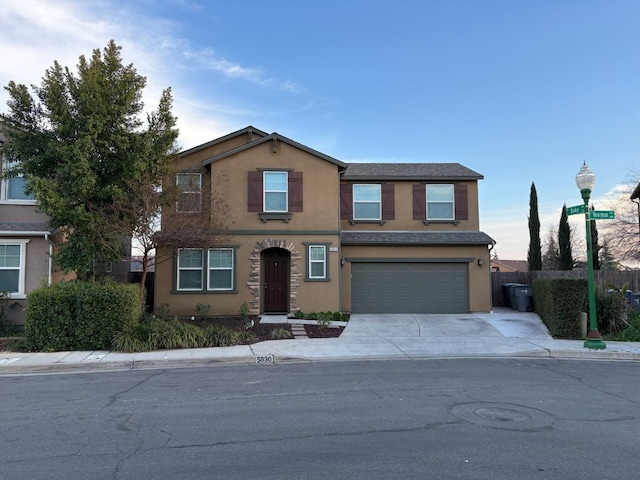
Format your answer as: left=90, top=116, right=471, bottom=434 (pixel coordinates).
left=0, top=203, right=49, bottom=224
left=212, top=141, right=341, bottom=231
left=154, top=234, right=341, bottom=316
left=339, top=244, right=492, bottom=313
left=340, top=180, right=480, bottom=231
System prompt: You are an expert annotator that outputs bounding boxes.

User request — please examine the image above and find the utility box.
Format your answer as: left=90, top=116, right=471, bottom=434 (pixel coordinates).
left=511, top=285, right=534, bottom=312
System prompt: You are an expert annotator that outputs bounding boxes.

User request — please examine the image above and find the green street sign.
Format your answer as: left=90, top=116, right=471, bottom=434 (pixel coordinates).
left=567, top=204, right=586, bottom=215
left=590, top=210, right=615, bottom=220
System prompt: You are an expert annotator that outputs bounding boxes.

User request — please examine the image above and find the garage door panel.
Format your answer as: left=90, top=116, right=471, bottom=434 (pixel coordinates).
left=351, top=263, right=468, bottom=313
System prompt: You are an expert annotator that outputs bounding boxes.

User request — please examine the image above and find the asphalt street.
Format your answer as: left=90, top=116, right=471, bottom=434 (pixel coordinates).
left=1, top=358, right=639, bottom=479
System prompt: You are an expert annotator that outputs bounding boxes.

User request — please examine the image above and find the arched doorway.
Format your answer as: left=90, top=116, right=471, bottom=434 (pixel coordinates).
left=262, top=248, right=290, bottom=313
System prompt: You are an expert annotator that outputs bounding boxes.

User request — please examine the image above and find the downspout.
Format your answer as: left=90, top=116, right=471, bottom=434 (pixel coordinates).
left=45, top=233, right=53, bottom=285
left=488, top=240, right=496, bottom=312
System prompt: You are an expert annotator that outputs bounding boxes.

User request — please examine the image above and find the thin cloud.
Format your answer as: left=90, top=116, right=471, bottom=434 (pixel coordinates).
left=181, top=47, right=299, bottom=92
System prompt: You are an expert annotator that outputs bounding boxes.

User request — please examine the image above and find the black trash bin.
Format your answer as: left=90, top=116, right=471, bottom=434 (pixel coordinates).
left=511, top=284, right=534, bottom=312
left=502, top=283, right=522, bottom=309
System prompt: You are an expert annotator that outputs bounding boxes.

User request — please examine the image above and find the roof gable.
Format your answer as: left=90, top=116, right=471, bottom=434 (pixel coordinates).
left=179, top=126, right=268, bottom=157
left=202, top=132, right=347, bottom=169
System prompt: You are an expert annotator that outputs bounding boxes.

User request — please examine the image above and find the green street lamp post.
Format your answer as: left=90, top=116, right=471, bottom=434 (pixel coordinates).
left=576, top=162, right=606, bottom=349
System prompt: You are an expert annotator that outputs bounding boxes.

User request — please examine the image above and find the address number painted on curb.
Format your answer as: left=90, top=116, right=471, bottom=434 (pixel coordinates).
left=256, top=354, right=274, bottom=364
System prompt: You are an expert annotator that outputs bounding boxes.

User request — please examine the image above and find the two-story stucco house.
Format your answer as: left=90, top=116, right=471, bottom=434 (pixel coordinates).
left=154, top=126, right=495, bottom=317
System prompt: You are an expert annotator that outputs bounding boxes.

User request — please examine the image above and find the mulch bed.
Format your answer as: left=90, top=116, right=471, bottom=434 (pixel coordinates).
left=180, top=316, right=344, bottom=343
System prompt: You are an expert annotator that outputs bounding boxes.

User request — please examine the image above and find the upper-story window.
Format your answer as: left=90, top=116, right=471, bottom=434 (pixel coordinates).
left=263, top=171, right=288, bottom=212
left=176, top=172, right=202, bottom=213
left=412, top=183, right=467, bottom=223
left=353, top=184, right=382, bottom=220
left=248, top=171, right=302, bottom=220
left=1, top=159, right=35, bottom=203
left=340, top=183, right=394, bottom=223
left=426, top=184, right=454, bottom=220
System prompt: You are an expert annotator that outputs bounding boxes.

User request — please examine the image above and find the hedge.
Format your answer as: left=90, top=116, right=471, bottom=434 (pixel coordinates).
left=532, top=278, right=587, bottom=338
left=25, top=281, right=140, bottom=351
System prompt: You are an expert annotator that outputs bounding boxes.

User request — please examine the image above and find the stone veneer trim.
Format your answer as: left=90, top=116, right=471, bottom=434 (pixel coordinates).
left=247, top=239, right=301, bottom=315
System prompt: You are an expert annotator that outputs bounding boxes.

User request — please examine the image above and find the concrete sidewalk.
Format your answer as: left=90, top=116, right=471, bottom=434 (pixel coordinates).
left=2, top=308, right=639, bottom=374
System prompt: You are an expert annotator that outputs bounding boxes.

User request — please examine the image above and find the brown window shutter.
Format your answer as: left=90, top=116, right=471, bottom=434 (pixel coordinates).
left=247, top=171, right=263, bottom=212
left=413, top=184, right=425, bottom=220
left=455, top=183, right=468, bottom=220
left=340, top=183, right=353, bottom=220
left=289, top=172, right=303, bottom=212
left=381, top=183, right=395, bottom=220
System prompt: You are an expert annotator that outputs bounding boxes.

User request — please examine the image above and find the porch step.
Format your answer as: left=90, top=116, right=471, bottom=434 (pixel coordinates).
left=290, top=324, right=308, bottom=339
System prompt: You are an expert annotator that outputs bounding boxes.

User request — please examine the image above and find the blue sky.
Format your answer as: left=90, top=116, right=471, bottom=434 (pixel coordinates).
left=1, top=0, right=638, bottom=260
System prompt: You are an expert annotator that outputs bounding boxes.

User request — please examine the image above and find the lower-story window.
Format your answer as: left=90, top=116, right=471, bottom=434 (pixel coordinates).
left=304, top=243, right=330, bottom=281
left=177, top=249, right=203, bottom=290
left=177, top=247, right=236, bottom=292
left=0, top=240, right=28, bottom=297
left=208, top=248, right=234, bottom=290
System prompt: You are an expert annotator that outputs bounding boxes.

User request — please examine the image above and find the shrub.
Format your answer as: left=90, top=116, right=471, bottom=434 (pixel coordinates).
left=195, top=303, right=211, bottom=318
left=533, top=278, right=587, bottom=339
left=595, top=289, right=631, bottom=335
left=269, top=328, right=293, bottom=340
left=203, top=325, right=242, bottom=347
left=618, top=311, right=640, bottom=341
left=26, top=281, right=140, bottom=351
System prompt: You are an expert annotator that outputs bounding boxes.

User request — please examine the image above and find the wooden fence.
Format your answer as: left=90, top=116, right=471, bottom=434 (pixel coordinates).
left=491, top=270, right=640, bottom=307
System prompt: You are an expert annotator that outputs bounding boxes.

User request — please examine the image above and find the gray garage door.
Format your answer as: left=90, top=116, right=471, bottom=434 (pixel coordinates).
left=351, top=262, right=469, bottom=314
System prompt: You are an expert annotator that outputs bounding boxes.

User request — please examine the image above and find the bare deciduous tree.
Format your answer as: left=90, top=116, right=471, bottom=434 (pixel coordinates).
left=603, top=170, right=640, bottom=265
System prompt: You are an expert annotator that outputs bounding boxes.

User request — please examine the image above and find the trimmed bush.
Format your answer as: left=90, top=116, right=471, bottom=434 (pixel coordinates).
left=26, top=281, right=140, bottom=351
left=533, top=278, right=587, bottom=338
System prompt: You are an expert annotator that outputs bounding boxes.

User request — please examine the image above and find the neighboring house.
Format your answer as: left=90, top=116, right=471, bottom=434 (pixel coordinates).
left=155, top=126, right=496, bottom=316
left=491, top=259, right=528, bottom=273
left=0, top=132, right=65, bottom=326
left=1, top=132, right=132, bottom=326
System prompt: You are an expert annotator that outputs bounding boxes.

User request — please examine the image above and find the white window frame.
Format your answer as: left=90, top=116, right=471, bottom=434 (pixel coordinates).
left=308, top=245, right=327, bottom=280
left=207, top=248, right=234, bottom=291
left=353, top=184, right=382, bottom=220
left=1, top=159, right=36, bottom=205
left=263, top=171, right=288, bottom=212
left=176, top=248, right=203, bottom=291
left=0, top=240, right=29, bottom=299
left=176, top=172, right=202, bottom=213
left=426, top=184, right=455, bottom=220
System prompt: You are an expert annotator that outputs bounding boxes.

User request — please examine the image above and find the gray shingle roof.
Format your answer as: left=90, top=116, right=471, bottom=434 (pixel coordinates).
left=341, top=231, right=495, bottom=246
left=343, top=163, right=483, bottom=180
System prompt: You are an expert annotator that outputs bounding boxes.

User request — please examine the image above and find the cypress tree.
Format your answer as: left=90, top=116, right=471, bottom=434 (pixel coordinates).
left=590, top=205, right=601, bottom=270
left=558, top=204, right=573, bottom=270
left=527, top=182, right=542, bottom=270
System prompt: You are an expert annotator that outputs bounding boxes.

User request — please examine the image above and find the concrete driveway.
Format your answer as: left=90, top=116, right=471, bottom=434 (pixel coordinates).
left=342, top=307, right=553, bottom=340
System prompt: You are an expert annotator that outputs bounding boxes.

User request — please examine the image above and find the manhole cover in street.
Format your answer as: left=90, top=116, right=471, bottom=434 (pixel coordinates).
left=450, top=402, right=556, bottom=431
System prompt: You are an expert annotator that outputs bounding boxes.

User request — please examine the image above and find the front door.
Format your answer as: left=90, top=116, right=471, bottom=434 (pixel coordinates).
left=263, top=248, right=289, bottom=313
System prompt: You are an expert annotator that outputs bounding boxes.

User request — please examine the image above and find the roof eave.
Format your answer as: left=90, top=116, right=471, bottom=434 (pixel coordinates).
left=630, top=182, right=640, bottom=200
left=342, top=175, right=484, bottom=181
